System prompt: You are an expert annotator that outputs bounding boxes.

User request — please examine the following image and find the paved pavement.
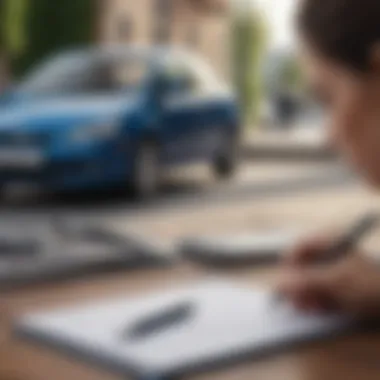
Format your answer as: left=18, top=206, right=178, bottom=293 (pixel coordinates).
left=244, top=128, right=333, bottom=159
left=0, top=160, right=361, bottom=240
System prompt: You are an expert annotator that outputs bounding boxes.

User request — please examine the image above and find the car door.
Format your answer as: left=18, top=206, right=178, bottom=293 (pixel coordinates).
left=183, top=58, right=233, bottom=160
left=158, top=61, right=207, bottom=165
left=164, top=57, right=231, bottom=162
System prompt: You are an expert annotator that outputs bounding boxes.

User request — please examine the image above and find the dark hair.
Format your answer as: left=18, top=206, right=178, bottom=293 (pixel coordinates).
left=298, top=0, right=380, bottom=72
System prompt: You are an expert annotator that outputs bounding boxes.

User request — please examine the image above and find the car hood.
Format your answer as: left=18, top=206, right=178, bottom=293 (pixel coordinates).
left=0, top=94, right=137, bottom=132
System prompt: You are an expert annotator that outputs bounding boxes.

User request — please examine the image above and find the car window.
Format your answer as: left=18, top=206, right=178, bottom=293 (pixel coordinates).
left=18, top=51, right=150, bottom=96
left=159, top=55, right=228, bottom=99
left=91, top=57, right=148, bottom=93
left=158, top=63, right=197, bottom=98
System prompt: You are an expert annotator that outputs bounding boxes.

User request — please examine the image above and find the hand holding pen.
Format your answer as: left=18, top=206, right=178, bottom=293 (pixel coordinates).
left=278, top=214, right=380, bottom=317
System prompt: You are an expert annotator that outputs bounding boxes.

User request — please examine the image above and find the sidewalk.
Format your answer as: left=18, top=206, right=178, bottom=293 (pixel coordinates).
left=243, top=127, right=335, bottom=160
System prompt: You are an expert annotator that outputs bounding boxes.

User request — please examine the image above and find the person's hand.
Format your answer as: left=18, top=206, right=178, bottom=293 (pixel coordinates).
left=278, top=234, right=380, bottom=319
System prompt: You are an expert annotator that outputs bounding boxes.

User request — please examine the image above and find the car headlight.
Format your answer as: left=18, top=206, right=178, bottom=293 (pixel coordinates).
left=69, top=123, right=119, bottom=144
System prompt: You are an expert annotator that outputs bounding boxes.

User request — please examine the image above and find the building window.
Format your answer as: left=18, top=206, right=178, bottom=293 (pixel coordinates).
left=153, top=0, right=172, bottom=43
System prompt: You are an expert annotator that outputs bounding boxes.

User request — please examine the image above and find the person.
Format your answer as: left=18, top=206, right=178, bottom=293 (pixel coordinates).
left=279, top=0, right=380, bottom=319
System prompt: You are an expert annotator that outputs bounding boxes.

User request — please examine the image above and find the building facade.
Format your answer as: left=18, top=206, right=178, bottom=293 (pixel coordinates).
left=97, top=0, right=230, bottom=78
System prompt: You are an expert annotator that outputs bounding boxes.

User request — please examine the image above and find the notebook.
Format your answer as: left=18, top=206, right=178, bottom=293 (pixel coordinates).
left=180, top=229, right=305, bottom=266
left=16, top=280, right=352, bottom=380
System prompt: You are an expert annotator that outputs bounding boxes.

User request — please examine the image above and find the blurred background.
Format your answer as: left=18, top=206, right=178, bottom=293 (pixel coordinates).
left=0, top=0, right=375, bottom=280
left=0, top=0, right=375, bottom=276
left=0, top=0, right=369, bottom=261
left=0, top=0, right=317, bottom=137
left=0, top=0, right=371, bottom=235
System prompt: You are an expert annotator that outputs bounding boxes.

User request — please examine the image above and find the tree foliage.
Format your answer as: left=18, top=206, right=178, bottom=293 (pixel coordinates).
left=10, top=0, right=95, bottom=76
left=278, top=55, right=304, bottom=92
left=231, top=4, right=268, bottom=126
left=0, top=0, right=29, bottom=56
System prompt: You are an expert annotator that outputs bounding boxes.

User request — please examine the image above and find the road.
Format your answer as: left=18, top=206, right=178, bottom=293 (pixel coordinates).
left=0, top=160, right=361, bottom=239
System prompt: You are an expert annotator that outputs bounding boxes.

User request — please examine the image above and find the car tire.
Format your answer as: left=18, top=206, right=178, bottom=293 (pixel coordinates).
left=0, top=185, right=6, bottom=202
left=129, top=140, right=161, bottom=199
left=212, top=129, right=240, bottom=180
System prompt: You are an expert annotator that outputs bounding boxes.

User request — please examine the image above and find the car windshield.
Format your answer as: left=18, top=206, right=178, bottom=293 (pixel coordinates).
left=18, top=50, right=150, bottom=96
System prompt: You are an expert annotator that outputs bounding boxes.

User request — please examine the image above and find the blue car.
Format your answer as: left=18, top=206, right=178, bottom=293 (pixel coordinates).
left=0, top=46, right=240, bottom=198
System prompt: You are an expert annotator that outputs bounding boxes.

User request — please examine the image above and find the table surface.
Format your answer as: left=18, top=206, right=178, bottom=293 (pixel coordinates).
left=2, top=264, right=380, bottom=380
left=1, top=184, right=380, bottom=380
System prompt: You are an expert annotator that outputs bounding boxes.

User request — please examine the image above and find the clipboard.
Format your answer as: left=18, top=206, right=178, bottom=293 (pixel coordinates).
left=16, top=280, right=353, bottom=380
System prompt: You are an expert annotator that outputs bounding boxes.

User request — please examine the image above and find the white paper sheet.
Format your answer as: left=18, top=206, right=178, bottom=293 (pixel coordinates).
left=17, top=280, right=351, bottom=378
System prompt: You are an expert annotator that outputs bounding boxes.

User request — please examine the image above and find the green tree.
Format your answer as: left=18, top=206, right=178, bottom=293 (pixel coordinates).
left=0, top=0, right=29, bottom=79
left=14, top=0, right=95, bottom=76
left=231, top=3, right=268, bottom=126
left=278, top=55, right=304, bottom=92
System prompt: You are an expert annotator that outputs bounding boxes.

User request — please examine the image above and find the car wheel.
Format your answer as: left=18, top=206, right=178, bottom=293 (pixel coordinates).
left=212, top=129, right=240, bottom=180
left=0, top=185, right=6, bottom=202
left=129, top=140, right=161, bottom=199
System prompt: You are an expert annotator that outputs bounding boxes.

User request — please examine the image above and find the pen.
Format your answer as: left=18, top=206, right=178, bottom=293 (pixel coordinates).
left=275, top=213, right=379, bottom=302
left=306, top=212, right=379, bottom=265
left=122, top=301, right=195, bottom=341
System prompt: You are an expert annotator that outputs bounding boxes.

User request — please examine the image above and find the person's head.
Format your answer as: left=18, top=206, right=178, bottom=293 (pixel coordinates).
left=297, top=0, right=380, bottom=185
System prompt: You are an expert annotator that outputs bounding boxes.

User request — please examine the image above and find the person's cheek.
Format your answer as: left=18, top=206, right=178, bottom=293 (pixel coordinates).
left=334, top=102, right=380, bottom=186
left=344, top=91, right=380, bottom=180
left=326, top=114, right=341, bottom=151
left=328, top=108, right=356, bottom=158
left=323, top=83, right=356, bottom=154
left=332, top=91, right=371, bottom=165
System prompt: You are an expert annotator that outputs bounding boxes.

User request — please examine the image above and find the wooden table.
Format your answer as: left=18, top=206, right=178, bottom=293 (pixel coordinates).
left=2, top=263, right=380, bottom=380
left=1, top=184, right=380, bottom=380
